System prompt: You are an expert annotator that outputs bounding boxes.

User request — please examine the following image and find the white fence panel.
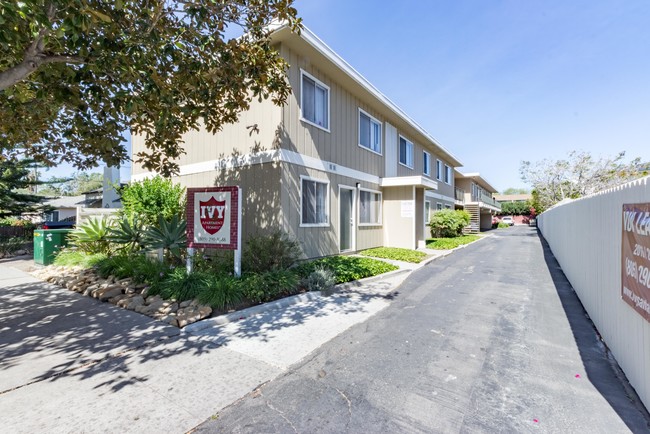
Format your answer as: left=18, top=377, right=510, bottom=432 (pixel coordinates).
left=76, top=207, right=120, bottom=226
left=538, top=176, right=650, bottom=410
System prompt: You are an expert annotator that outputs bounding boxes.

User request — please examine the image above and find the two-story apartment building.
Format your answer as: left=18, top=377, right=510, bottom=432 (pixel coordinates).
left=454, top=171, right=501, bottom=233
left=132, top=24, right=463, bottom=258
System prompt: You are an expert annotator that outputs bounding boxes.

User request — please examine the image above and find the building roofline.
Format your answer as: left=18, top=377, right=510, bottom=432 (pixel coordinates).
left=455, top=171, right=498, bottom=193
left=271, top=24, right=464, bottom=168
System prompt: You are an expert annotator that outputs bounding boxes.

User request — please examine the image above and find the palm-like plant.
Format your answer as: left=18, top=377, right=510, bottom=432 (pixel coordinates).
left=144, top=215, right=187, bottom=262
left=69, top=217, right=112, bottom=254
left=107, top=216, right=145, bottom=253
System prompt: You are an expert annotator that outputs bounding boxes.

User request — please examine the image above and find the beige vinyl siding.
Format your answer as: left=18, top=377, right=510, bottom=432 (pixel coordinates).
left=382, top=186, right=416, bottom=249
left=434, top=157, right=455, bottom=199
left=280, top=162, right=382, bottom=258
left=280, top=45, right=385, bottom=179
left=131, top=96, right=281, bottom=176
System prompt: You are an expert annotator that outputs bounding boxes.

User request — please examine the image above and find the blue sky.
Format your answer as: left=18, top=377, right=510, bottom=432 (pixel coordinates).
left=292, top=0, right=650, bottom=191
left=47, top=0, right=650, bottom=192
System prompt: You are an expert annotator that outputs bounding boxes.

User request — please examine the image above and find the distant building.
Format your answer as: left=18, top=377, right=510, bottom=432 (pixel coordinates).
left=493, top=193, right=532, bottom=203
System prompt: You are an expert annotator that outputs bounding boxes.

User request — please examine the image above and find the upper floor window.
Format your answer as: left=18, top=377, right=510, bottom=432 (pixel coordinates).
left=301, top=70, right=330, bottom=131
left=436, top=160, right=442, bottom=181
left=399, top=136, right=414, bottom=169
left=423, top=151, right=431, bottom=177
left=359, top=109, right=382, bottom=154
left=444, top=165, right=451, bottom=184
left=301, top=177, right=329, bottom=226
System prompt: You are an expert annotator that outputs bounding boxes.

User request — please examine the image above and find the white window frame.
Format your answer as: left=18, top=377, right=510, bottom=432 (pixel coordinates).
left=300, top=176, right=330, bottom=227
left=358, top=188, right=383, bottom=226
left=358, top=108, right=382, bottom=155
left=398, top=135, right=414, bottom=169
left=424, top=200, right=431, bottom=224
left=445, top=204, right=452, bottom=209
left=436, top=202, right=443, bottom=210
left=444, top=164, right=451, bottom=184
left=300, top=69, right=330, bottom=132
left=423, top=151, right=431, bottom=177
left=436, top=159, right=442, bottom=181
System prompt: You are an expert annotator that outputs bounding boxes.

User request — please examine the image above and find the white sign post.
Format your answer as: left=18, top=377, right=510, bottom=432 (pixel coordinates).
left=186, top=186, right=242, bottom=277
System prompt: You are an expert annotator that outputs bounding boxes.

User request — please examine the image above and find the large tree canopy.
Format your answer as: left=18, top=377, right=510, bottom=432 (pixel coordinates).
left=520, top=151, right=649, bottom=211
left=0, top=1, right=301, bottom=176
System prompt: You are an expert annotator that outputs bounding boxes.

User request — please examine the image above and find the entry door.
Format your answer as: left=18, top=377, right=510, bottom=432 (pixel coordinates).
left=339, top=187, right=355, bottom=252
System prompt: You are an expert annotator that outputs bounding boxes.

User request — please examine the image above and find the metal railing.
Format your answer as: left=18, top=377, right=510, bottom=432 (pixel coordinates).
left=480, top=193, right=501, bottom=210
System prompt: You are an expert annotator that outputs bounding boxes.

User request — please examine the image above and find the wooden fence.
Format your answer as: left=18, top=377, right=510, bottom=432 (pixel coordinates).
left=0, top=226, right=34, bottom=241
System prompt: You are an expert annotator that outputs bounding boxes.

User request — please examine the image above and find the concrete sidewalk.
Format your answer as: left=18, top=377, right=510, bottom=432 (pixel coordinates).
left=0, top=253, right=423, bottom=433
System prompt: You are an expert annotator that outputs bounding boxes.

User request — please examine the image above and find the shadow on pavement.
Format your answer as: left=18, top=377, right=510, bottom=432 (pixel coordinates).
left=0, top=266, right=393, bottom=394
left=535, top=230, right=650, bottom=432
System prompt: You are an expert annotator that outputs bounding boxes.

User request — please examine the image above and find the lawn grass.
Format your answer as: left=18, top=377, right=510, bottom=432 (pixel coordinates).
left=293, top=255, right=398, bottom=284
left=360, top=247, right=427, bottom=263
left=425, top=235, right=481, bottom=250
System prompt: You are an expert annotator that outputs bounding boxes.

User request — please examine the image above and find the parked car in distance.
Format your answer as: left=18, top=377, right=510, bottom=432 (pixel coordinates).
left=41, top=221, right=75, bottom=229
left=501, top=216, right=515, bottom=226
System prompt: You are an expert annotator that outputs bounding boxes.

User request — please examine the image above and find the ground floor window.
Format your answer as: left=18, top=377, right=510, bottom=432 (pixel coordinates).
left=359, top=189, right=382, bottom=225
left=436, top=203, right=443, bottom=210
left=301, top=177, right=329, bottom=226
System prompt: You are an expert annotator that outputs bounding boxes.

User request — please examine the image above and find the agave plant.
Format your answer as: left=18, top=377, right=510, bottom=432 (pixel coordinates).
left=144, top=215, right=187, bottom=262
left=107, top=216, right=145, bottom=253
left=69, top=217, right=112, bottom=254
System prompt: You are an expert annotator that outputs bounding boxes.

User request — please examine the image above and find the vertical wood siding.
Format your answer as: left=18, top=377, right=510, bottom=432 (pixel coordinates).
left=538, top=176, right=650, bottom=410
left=131, top=97, right=281, bottom=175
left=280, top=162, right=383, bottom=258
left=173, top=163, right=283, bottom=243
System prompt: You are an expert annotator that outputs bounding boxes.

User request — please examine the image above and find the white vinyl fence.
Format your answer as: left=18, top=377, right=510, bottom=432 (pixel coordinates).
left=537, top=176, right=650, bottom=410
left=76, top=207, right=120, bottom=226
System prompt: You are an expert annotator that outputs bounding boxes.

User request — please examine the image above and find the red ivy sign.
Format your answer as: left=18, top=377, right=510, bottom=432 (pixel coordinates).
left=187, top=187, right=239, bottom=249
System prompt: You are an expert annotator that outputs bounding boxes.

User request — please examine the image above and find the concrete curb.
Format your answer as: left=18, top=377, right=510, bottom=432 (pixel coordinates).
left=183, top=291, right=324, bottom=334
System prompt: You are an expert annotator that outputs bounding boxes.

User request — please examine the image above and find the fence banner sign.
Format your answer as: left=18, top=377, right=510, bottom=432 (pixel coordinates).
left=622, top=203, right=650, bottom=322
left=187, top=187, right=240, bottom=250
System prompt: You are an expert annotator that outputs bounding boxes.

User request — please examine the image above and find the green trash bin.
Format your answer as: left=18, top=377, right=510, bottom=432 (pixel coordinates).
left=33, top=229, right=73, bottom=265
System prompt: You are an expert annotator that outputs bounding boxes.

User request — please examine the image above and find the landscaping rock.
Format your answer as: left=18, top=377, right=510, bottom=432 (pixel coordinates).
left=29, top=264, right=215, bottom=329
left=97, top=286, right=124, bottom=302
left=125, top=295, right=145, bottom=310
left=108, top=293, right=130, bottom=305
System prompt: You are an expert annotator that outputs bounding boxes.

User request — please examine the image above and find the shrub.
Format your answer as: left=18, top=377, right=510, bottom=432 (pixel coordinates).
left=0, top=217, right=35, bottom=228
left=107, top=216, right=146, bottom=253
left=151, top=268, right=212, bottom=302
left=96, top=255, right=138, bottom=279
left=193, top=249, right=235, bottom=275
left=497, top=222, right=510, bottom=228
left=119, top=176, right=186, bottom=226
left=303, top=267, right=336, bottom=292
left=0, top=236, right=27, bottom=256
left=197, top=275, right=244, bottom=310
left=53, top=249, right=108, bottom=268
left=239, top=269, right=300, bottom=304
left=96, top=253, right=170, bottom=285
left=360, top=247, right=427, bottom=263
left=69, top=217, right=113, bottom=254
left=143, top=215, right=187, bottom=262
left=293, top=256, right=398, bottom=284
left=242, top=230, right=301, bottom=273
left=429, top=209, right=471, bottom=238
